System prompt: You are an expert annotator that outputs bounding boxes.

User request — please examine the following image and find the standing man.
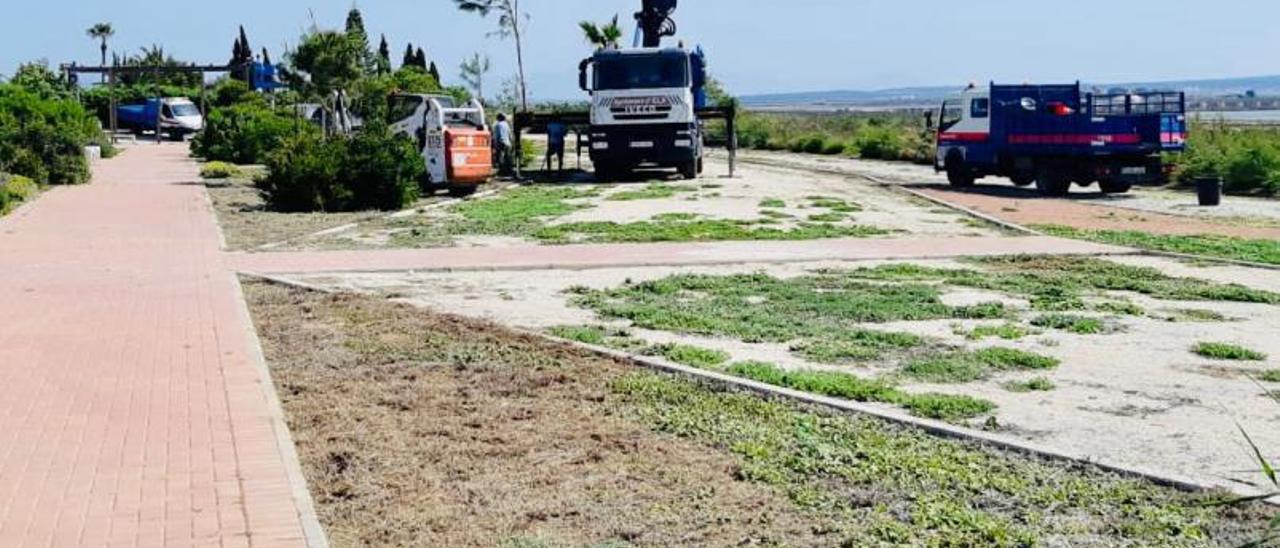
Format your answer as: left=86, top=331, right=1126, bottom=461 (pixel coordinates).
left=544, top=121, right=568, bottom=174
left=493, top=113, right=514, bottom=177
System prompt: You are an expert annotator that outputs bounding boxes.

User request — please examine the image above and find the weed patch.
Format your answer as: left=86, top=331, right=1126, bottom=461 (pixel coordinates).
left=807, top=196, right=863, bottom=213
left=537, top=218, right=891, bottom=244
left=1036, top=225, right=1280, bottom=266
left=606, top=182, right=698, bottom=201
left=570, top=272, right=1005, bottom=344
left=1193, top=342, right=1268, bottom=361
left=905, top=348, right=1059, bottom=384
left=1031, top=314, right=1108, bottom=334
left=955, top=323, right=1036, bottom=341
left=643, top=343, right=731, bottom=369
left=1004, top=377, right=1056, bottom=393
left=1259, top=370, right=1280, bottom=383
left=791, top=329, right=926, bottom=364
left=547, top=324, right=647, bottom=352
left=759, top=198, right=786, bottom=208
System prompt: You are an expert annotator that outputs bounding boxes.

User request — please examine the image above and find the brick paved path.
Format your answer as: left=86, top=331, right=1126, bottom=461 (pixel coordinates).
left=0, top=145, right=320, bottom=547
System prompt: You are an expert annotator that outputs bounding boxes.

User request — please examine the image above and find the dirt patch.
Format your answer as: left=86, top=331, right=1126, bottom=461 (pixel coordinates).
left=206, top=178, right=377, bottom=250
left=245, top=279, right=1270, bottom=546
left=244, top=280, right=835, bottom=546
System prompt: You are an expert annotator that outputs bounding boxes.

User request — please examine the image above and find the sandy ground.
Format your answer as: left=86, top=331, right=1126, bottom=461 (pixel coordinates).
left=286, top=255, right=1280, bottom=495
left=297, top=154, right=1009, bottom=250
left=732, top=149, right=1280, bottom=233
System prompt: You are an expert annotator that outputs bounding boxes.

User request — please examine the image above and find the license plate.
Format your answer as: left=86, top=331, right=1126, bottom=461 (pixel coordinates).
left=1121, top=167, right=1146, bottom=175
left=630, top=141, right=654, bottom=149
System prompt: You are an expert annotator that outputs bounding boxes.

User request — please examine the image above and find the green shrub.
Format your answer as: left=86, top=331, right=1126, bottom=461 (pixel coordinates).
left=1175, top=126, right=1280, bottom=196
left=200, top=161, right=242, bottom=179
left=0, top=84, right=99, bottom=185
left=257, top=123, right=423, bottom=212
left=192, top=102, right=302, bottom=165
left=0, top=173, right=39, bottom=214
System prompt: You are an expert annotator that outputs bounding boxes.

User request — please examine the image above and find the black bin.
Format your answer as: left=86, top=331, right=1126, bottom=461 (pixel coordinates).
left=1195, top=177, right=1222, bottom=207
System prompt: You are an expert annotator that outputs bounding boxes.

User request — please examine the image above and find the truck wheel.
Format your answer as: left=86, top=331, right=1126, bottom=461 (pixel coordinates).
left=680, top=160, right=699, bottom=180
left=447, top=184, right=478, bottom=198
left=1099, top=179, right=1132, bottom=194
left=595, top=164, right=615, bottom=182
left=696, top=157, right=704, bottom=175
left=1010, top=173, right=1035, bottom=187
left=946, top=159, right=975, bottom=188
left=1035, top=169, right=1071, bottom=197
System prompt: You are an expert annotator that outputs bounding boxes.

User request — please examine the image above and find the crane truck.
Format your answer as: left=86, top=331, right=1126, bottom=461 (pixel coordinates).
left=579, top=0, right=708, bottom=180
left=388, top=93, right=493, bottom=196
left=935, top=83, right=1187, bottom=196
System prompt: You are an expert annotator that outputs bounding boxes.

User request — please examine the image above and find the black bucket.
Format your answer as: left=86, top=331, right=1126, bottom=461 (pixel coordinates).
left=1195, top=177, right=1222, bottom=207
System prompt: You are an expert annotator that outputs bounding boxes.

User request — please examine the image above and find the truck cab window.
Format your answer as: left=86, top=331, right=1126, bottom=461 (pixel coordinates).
left=594, top=54, right=690, bottom=90
left=970, top=98, right=990, bottom=119
left=940, top=101, right=963, bottom=131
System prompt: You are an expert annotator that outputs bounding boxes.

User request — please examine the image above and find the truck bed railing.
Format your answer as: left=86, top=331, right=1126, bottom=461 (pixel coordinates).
left=1089, top=91, right=1185, bottom=116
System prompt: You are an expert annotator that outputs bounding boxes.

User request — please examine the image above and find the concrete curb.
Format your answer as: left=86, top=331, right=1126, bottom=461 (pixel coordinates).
left=227, top=274, right=331, bottom=548
left=243, top=271, right=1251, bottom=499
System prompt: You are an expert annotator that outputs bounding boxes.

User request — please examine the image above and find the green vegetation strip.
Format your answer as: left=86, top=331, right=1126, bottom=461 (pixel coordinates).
left=612, top=372, right=1262, bottom=545
left=387, top=185, right=892, bottom=247
left=904, top=348, right=1060, bottom=384
left=1036, top=225, right=1280, bottom=266
left=605, top=182, right=698, bottom=201
left=1192, top=342, right=1269, bottom=362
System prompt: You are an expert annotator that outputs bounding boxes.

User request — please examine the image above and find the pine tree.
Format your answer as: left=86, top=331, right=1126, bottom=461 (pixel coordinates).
left=377, top=35, right=392, bottom=75
left=415, top=47, right=427, bottom=70
left=428, top=61, right=440, bottom=84
left=345, top=8, right=373, bottom=73
left=261, top=48, right=271, bottom=65
left=238, top=26, right=251, bottom=62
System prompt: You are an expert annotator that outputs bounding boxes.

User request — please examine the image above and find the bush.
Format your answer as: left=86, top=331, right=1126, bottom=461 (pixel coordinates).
left=1175, top=126, right=1280, bottom=196
left=192, top=102, right=302, bottom=165
left=0, top=173, right=39, bottom=214
left=734, top=111, right=932, bottom=164
left=200, top=161, right=242, bottom=179
left=0, top=84, right=99, bottom=185
left=257, top=124, right=423, bottom=212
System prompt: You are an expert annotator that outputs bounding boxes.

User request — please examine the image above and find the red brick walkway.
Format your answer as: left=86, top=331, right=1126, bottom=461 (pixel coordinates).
left=0, top=145, right=321, bottom=547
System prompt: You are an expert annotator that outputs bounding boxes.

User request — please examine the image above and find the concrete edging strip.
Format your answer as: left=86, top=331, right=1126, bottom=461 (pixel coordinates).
left=243, top=271, right=1230, bottom=499
left=227, top=273, right=331, bottom=548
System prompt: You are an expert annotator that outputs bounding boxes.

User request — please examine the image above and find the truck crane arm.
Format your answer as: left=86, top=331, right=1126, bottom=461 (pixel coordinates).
left=634, top=0, right=678, bottom=48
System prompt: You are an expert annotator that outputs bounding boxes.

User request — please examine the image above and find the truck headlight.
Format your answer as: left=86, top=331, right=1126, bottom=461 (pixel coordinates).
left=592, top=142, right=609, bottom=150
left=674, top=139, right=692, bottom=147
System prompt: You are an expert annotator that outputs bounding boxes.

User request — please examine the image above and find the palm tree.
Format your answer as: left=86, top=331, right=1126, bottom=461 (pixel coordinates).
left=86, top=22, right=115, bottom=83
left=454, top=0, right=529, bottom=111
left=579, top=16, right=623, bottom=51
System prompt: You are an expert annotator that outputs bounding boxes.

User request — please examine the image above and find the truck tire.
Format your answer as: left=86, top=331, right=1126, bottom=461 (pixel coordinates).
left=946, top=157, right=975, bottom=188
left=680, top=159, right=699, bottom=180
left=1035, top=169, right=1071, bottom=197
left=595, top=163, right=616, bottom=182
left=1010, top=173, right=1035, bottom=187
left=1099, top=179, right=1132, bottom=194
left=696, top=157, right=704, bottom=175
left=447, top=184, right=478, bottom=198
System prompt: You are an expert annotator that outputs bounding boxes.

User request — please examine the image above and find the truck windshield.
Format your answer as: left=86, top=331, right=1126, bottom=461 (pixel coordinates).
left=594, top=55, right=689, bottom=91
left=388, top=96, right=423, bottom=124
left=171, top=103, right=199, bottom=117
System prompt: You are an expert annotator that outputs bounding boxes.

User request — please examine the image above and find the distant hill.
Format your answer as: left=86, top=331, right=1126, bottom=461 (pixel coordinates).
left=741, top=75, right=1280, bottom=109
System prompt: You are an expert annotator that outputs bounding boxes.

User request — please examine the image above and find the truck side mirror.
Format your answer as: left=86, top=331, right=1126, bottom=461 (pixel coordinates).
left=578, top=59, right=591, bottom=92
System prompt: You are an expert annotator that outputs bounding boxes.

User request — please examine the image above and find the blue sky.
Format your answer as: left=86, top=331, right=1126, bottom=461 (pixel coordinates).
left=2, top=0, right=1277, bottom=99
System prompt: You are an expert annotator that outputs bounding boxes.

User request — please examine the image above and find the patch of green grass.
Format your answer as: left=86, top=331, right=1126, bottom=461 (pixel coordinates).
left=546, top=324, right=646, bottom=352
left=844, top=255, right=1280, bottom=308
left=758, top=209, right=793, bottom=220
left=904, top=348, right=1060, bottom=384
left=791, top=329, right=926, bottom=364
left=643, top=343, right=731, bottom=369
left=1004, top=377, right=1056, bottom=393
left=651, top=212, right=699, bottom=222
left=1035, top=225, right=1280, bottom=266
left=1031, top=314, right=1108, bottom=335
left=1093, top=301, right=1146, bottom=316
left=725, top=361, right=994, bottom=422
left=955, top=323, right=1036, bottom=341
left=806, top=212, right=847, bottom=223
left=1259, top=370, right=1280, bottom=383
left=570, top=272, right=1005, bottom=344
left=606, top=183, right=698, bottom=201
left=759, top=198, right=786, bottom=208
left=807, top=196, right=863, bottom=213
left=1159, top=308, right=1230, bottom=323
left=389, top=185, right=599, bottom=246
left=1192, top=342, right=1268, bottom=361
left=610, top=371, right=1258, bottom=545
left=536, top=218, right=892, bottom=244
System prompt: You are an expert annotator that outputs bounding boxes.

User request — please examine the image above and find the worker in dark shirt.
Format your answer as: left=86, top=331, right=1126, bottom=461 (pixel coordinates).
left=544, top=122, right=568, bottom=174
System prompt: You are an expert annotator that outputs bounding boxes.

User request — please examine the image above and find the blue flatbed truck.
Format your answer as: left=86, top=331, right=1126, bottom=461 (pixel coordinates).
left=935, top=83, right=1187, bottom=196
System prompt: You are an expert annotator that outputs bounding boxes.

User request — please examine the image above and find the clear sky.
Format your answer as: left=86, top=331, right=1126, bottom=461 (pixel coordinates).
left=2, top=0, right=1277, bottom=99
